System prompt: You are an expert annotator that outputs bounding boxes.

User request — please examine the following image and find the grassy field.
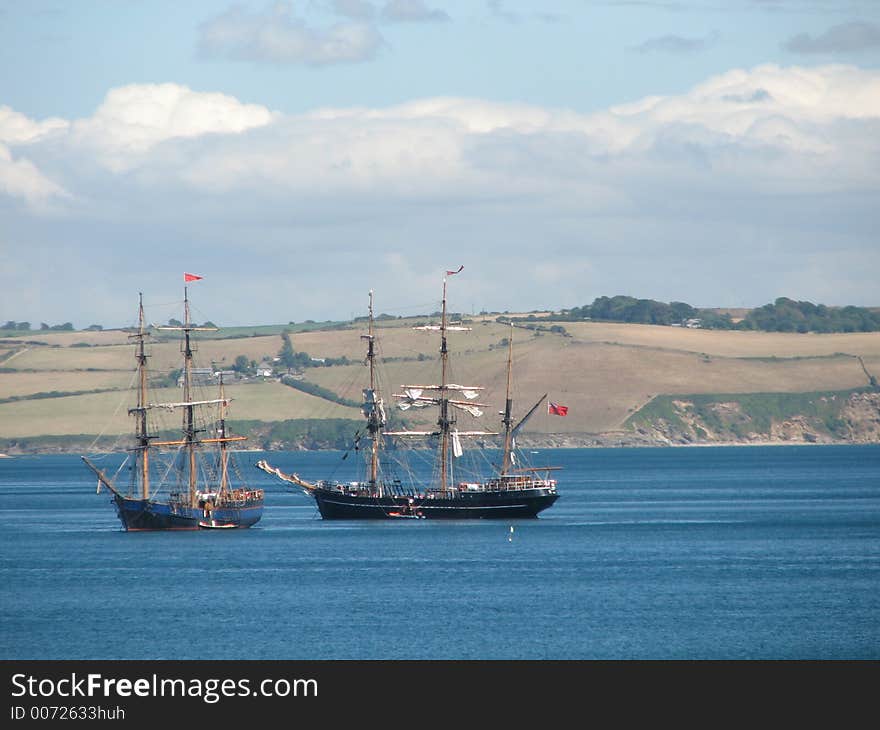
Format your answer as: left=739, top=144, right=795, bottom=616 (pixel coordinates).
left=0, top=330, right=132, bottom=346
left=3, top=342, right=136, bottom=371
left=0, top=380, right=360, bottom=438
left=1, top=316, right=878, bottom=443
left=0, top=320, right=347, bottom=342
left=305, top=327, right=874, bottom=433
left=0, top=370, right=136, bottom=399
left=3, top=334, right=287, bottom=374
left=560, top=321, right=880, bottom=359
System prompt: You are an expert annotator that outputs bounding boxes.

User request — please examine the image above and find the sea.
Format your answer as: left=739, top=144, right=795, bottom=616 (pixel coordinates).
left=1, top=445, right=878, bottom=660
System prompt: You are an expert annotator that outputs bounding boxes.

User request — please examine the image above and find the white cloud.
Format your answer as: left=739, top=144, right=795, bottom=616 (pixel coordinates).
left=0, top=108, right=71, bottom=207
left=6, top=65, right=879, bottom=201
left=0, top=143, right=71, bottom=207
left=198, top=2, right=383, bottom=65
left=610, top=64, right=880, bottom=133
left=0, top=106, right=69, bottom=145
left=2, top=64, right=879, bottom=325
left=68, top=83, right=276, bottom=171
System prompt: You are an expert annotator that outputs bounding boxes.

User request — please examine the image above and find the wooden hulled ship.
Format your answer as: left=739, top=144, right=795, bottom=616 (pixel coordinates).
left=257, top=271, right=558, bottom=519
left=82, top=286, right=263, bottom=530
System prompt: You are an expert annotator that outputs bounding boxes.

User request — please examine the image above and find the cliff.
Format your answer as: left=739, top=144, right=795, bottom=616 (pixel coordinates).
left=622, top=389, right=880, bottom=446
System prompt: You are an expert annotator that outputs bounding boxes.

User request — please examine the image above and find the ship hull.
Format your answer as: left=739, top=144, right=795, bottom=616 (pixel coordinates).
left=112, top=496, right=200, bottom=531
left=310, top=488, right=558, bottom=520
left=198, top=505, right=264, bottom=529
left=112, top=495, right=263, bottom=531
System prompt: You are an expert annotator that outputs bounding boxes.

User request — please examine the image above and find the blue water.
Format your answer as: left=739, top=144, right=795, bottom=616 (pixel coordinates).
left=1, top=446, right=878, bottom=659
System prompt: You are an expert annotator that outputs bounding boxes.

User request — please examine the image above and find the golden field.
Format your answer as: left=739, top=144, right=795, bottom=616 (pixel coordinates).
left=2, top=318, right=879, bottom=440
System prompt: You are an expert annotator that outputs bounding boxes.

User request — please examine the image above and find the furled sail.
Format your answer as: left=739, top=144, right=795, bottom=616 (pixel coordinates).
left=451, top=402, right=484, bottom=418
left=383, top=430, right=438, bottom=437
left=147, top=398, right=231, bottom=411
left=413, top=325, right=472, bottom=332
left=446, top=384, right=481, bottom=400
left=362, top=389, right=387, bottom=427
left=395, top=388, right=434, bottom=410
left=452, top=431, right=463, bottom=458
left=396, top=384, right=489, bottom=415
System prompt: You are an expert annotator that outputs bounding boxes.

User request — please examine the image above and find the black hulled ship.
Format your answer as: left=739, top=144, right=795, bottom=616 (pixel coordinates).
left=257, top=271, right=559, bottom=519
left=82, top=284, right=263, bottom=530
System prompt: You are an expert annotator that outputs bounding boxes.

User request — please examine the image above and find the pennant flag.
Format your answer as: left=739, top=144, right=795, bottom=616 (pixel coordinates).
left=445, top=265, right=464, bottom=276
left=548, top=401, right=568, bottom=416
left=184, top=273, right=203, bottom=282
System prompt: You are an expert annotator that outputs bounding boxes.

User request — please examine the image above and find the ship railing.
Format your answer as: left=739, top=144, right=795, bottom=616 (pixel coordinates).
left=322, top=480, right=414, bottom=498
left=216, top=488, right=265, bottom=505
left=458, top=477, right=557, bottom=493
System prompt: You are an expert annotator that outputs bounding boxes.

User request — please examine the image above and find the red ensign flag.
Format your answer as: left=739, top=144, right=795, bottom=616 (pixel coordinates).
left=184, top=273, right=203, bottom=282
left=445, top=265, right=464, bottom=276
left=548, top=401, right=568, bottom=416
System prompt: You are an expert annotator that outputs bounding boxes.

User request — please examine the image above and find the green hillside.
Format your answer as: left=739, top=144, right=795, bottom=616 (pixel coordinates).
left=1, top=315, right=879, bottom=453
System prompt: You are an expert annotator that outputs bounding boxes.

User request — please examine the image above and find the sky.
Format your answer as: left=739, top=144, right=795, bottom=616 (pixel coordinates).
left=1, top=0, right=879, bottom=328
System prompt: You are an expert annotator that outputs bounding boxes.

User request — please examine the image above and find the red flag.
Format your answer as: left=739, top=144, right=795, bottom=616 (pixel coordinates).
left=184, top=273, right=203, bottom=282
left=445, top=265, right=464, bottom=276
left=548, top=401, right=568, bottom=416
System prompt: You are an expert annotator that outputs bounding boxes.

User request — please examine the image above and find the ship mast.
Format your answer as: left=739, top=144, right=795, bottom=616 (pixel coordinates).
left=363, top=291, right=381, bottom=494
left=388, top=270, right=495, bottom=490
left=150, top=290, right=244, bottom=499
left=218, top=375, right=229, bottom=496
left=182, top=286, right=198, bottom=507
left=438, top=276, right=452, bottom=494
left=132, top=293, right=151, bottom=499
left=500, top=322, right=514, bottom=476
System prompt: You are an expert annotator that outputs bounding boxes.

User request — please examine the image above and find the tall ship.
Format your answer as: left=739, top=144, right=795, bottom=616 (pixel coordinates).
left=257, top=271, right=559, bottom=519
left=82, top=285, right=264, bottom=530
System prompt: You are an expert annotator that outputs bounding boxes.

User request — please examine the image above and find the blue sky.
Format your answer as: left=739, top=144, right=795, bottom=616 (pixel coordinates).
left=1, top=0, right=879, bottom=327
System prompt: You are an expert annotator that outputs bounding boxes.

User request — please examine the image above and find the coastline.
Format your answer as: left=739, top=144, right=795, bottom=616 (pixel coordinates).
left=1, top=432, right=876, bottom=456
left=513, top=433, right=879, bottom=450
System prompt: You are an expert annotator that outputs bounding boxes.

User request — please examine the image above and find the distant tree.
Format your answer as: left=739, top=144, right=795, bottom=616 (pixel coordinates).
left=278, top=331, right=297, bottom=372
left=233, top=355, right=250, bottom=373
left=16, top=322, right=30, bottom=331
left=85, top=324, right=103, bottom=331
left=168, top=318, right=183, bottom=327
left=737, top=298, right=880, bottom=333
left=2, top=321, right=15, bottom=330
left=670, top=301, right=697, bottom=322
left=567, top=304, right=591, bottom=320
left=151, top=368, right=182, bottom=388
left=699, top=311, right=734, bottom=329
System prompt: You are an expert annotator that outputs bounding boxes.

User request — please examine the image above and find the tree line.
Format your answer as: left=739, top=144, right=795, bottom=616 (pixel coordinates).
left=6, top=295, right=879, bottom=338
left=525, top=296, right=880, bottom=333
left=2, top=321, right=79, bottom=332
